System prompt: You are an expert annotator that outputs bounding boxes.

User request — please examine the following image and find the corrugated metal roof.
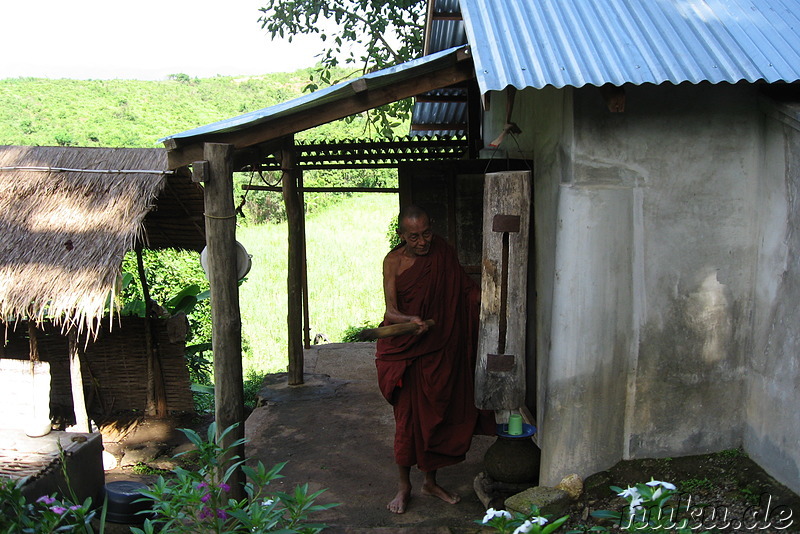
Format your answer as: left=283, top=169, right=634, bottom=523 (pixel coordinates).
left=427, top=0, right=466, bottom=54
left=414, top=0, right=469, bottom=137
left=159, top=45, right=468, bottom=144
left=459, top=0, right=800, bottom=92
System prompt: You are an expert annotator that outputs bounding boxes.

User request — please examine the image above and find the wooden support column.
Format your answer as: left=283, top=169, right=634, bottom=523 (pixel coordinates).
left=299, top=172, right=311, bottom=349
left=476, top=171, right=531, bottom=410
left=137, top=246, right=168, bottom=417
left=202, top=142, right=245, bottom=498
left=68, top=329, right=90, bottom=432
left=281, top=136, right=304, bottom=385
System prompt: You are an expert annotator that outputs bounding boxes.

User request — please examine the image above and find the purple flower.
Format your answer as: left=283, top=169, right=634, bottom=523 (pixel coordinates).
left=201, top=493, right=211, bottom=503
left=216, top=508, right=228, bottom=519
left=199, top=506, right=213, bottom=520
left=218, top=482, right=230, bottom=492
left=51, top=506, right=67, bottom=514
left=69, top=505, right=82, bottom=511
left=197, top=482, right=209, bottom=490
left=37, top=495, right=56, bottom=505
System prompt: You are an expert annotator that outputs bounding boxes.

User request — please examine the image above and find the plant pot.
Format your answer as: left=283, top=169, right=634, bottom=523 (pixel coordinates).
left=483, top=423, right=540, bottom=484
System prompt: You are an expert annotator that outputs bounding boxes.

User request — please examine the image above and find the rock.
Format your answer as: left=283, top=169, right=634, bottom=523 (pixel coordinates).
left=504, top=486, right=571, bottom=517
left=555, top=473, right=583, bottom=500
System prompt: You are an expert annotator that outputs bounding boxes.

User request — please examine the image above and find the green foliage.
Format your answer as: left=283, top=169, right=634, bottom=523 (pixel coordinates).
left=680, top=477, right=716, bottom=493
left=718, top=448, right=747, bottom=459
left=590, top=479, right=692, bottom=533
left=0, top=444, right=101, bottom=533
left=340, top=320, right=380, bottom=343
left=234, top=167, right=398, bottom=225
left=386, top=213, right=401, bottom=249
left=244, top=369, right=268, bottom=409
left=131, top=462, right=171, bottom=476
left=132, top=422, right=338, bottom=534
left=258, top=0, right=426, bottom=136
left=479, top=505, right=569, bottom=534
left=0, top=71, right=394, bottom=148
left=120, top=248, right=212, bottom=346
left=0, top=478, right=98, bottom=533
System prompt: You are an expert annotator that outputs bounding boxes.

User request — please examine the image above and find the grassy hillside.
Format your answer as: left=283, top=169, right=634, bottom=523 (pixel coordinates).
left=0, top=71, right=382, bottom=148
left=0, top=72, right=402, bottom=377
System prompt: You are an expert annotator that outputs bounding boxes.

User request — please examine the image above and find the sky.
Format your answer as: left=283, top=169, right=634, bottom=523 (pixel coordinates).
left=0, top=0, right=330, bottom=80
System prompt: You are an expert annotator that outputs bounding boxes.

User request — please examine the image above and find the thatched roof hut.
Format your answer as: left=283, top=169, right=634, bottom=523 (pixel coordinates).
left=0, top=145, right=205, bottom=338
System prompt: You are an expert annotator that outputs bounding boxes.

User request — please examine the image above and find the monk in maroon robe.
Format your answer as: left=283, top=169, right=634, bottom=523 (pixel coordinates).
left=376, top=205, right=494, bottom=514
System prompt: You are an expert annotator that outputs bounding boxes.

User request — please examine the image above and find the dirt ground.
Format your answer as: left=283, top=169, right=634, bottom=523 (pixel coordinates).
left=100, top=343, right=800, bottom=533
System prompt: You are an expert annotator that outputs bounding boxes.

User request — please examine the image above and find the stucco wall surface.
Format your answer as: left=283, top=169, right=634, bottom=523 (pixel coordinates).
left=746, top=101, right=800, bottom=494
left=507, top=81, right=800, bottom=488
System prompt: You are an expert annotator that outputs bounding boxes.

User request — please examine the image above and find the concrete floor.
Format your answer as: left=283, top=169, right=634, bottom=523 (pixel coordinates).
left=244, top=343, right=493, bottom=532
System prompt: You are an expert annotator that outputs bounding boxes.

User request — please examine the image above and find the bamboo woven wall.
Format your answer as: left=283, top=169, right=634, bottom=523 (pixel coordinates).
left=0, top=316, right=194, bottom=421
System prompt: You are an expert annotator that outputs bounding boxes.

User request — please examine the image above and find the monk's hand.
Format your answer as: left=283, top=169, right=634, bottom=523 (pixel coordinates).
left=410, top=316, right=430, bottom=335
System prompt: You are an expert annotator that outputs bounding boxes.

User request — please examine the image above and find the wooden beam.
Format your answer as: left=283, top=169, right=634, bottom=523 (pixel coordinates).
left=281, top=137, right=304, bottom=385
left=165, top=59, right=476, bottom=169
left=203, top=142, right=245, bottom=498
left=243, top=185, right=400, bottom=193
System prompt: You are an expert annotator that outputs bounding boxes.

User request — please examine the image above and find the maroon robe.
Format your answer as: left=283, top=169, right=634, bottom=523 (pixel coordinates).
left=375, top=236, right=495, bottom=472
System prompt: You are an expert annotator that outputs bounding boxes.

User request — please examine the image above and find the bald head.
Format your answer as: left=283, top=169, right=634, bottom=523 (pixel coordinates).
left=398, top=204, right=430, bottom=233
left=397, top=205, right=433, bottom=256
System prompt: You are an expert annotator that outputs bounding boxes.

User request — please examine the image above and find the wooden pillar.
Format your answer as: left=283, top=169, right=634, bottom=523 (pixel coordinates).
left=137, top=246, right=168, bottom=417
left=475, top=171, right=531, bottom=411
left=68, top=329, right=90, bottom=433
left=202, top=142, right=245, bottom=498
left=281, top=136, right=304, bottom=385
left=299, top=171, right=311, bottom=349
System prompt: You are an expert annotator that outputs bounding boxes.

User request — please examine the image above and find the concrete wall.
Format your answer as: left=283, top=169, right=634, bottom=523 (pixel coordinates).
left=746, top=101, right=800, bottom=494
left=483, top=81, right=800, bottom=488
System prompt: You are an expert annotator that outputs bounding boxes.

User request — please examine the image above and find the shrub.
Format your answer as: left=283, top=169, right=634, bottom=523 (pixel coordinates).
left=132, top=422, right=337, bottom=533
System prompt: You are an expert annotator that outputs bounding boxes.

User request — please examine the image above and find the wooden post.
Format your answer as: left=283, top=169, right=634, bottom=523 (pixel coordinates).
left=136, top=246, right=168, bottom=417
left=299, top=171, right=311, bottom=349
left=281, top=136, right=304, bottom=385
left=475, top=171, right=531, bottom=410
left=202, top=142, right=245, bottom=498
left=68, top=329, right=91, bottom=432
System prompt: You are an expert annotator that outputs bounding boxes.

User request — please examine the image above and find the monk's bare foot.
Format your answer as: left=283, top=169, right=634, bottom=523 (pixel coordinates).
left=421, top=482, right=460, bottom=504
left=387, top=487, right=411, bottom=514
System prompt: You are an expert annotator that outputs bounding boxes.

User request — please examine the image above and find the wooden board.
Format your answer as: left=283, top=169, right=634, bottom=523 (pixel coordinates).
left=475, top=171, right=531, bottom=410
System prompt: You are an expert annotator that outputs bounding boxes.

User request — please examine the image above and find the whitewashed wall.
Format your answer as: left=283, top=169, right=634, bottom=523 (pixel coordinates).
left=482, top=82, right=800, bottom=494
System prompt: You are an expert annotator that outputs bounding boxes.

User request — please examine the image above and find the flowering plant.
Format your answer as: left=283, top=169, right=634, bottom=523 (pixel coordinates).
left=131, top=422, right=338, bottom=534
left=478, top=504, right=569, bottom=534
left=0, top=476, right=97, bottom=533
left=590, top=479, right=691, bottom=533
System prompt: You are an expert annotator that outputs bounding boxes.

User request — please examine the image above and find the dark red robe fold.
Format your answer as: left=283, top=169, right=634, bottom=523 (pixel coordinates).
left=375, top=237, right=495, bottom=472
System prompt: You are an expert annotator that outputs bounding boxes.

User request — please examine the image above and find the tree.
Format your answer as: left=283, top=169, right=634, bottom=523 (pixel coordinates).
left=258, top=0, right=426, bottom=136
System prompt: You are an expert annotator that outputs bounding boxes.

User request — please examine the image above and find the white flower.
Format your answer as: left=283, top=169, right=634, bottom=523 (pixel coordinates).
left=482, top=508, right=513, bottom=523
left=532, top=516, right=549, bottom=526
left=652, top=487, right=663, bottom=500
left=646, top=479, right=676, bottom=491
left=617, top=486, right=640, bottom=499
left=262, top=499, right=274, bottom=507
left=513, top=520, right=533, bottom=534
left=628, top=494, right=644, bottom=517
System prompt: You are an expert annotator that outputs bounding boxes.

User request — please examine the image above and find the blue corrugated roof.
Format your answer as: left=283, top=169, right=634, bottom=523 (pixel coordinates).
left=459, top=0, right=800, bottom=92
left=160, top=45, right=468, bottom=144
